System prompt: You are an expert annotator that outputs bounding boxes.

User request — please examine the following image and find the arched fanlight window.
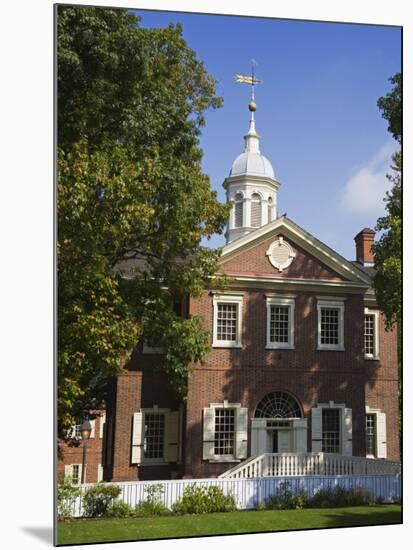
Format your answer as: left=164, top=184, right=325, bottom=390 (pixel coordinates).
left=267, top=196, right=273, bottom=223
left=254, top=392, right=302, bottom=419
left=251, top=193, right=262, bottom=227
left=234, top=192, right=243, bottom=228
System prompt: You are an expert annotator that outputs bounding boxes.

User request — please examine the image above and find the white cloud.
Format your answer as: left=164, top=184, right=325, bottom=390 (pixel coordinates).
left=340, top=142, right=395, bottom=215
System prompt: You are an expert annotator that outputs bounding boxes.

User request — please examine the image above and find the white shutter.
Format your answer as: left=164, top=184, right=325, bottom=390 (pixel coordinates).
left=64, top=465, right=72, bottom=478
left=202, top=407, right=215, bottom=460
left=343, top=407, right=353, bottom=456
left=235, top=407, right=248, bottom=459
left=131, top=412, right=144, bottom=464
left=165, top=411, right=179, bottom=463
left=311, top=407, right=323, bottom=452
left=376, top=412, right=387, bottom=458
left=90, top=419, right=96, bottom=438
left=97, top=464, right=103, bottom=482
left=99, top=412, right=106, bottom=439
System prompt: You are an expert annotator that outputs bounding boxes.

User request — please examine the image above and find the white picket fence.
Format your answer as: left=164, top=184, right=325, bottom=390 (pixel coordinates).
left=66, top=474, right=401, bottom=517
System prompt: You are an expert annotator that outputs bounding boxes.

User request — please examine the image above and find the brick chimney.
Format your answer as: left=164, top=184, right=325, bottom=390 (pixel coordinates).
left=354, top=228, right=375, bottom=266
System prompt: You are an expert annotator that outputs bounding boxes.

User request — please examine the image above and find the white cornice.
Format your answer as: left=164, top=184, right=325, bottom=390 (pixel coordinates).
left=214, top=274, right=369, bottom=294
left=220, top=216, right=371, bottom=286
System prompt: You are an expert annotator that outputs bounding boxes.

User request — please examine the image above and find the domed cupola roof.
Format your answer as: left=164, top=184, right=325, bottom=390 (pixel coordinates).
left=229, top=100, right=276, bottom=180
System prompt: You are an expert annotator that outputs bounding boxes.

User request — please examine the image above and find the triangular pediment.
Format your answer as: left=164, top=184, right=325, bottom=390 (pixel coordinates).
left=219, top=216, right=371, bottom=288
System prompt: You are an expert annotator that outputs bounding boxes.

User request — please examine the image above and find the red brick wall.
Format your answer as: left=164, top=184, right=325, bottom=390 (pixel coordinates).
left=184, top=288, right=368, bottom=478
left=57, top=412, right=106, bottom=483
left=220, top=234, right=347, bottom=281
left=365, top=311, right=400, bottom=460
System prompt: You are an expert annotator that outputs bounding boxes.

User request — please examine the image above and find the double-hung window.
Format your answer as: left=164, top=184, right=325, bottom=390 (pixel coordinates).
left=364, top=308, right=379, bottom=359
left=143, top=412, right=165, bottom=461
left=212, top=294, right=243, bottom=348
left=214, top=408, right=236, bottom=456
left=322, top=408, right=341, bottom=453
left=266, top=295, right=295, bottom=349
left=317, top=298, right=345, bottom=350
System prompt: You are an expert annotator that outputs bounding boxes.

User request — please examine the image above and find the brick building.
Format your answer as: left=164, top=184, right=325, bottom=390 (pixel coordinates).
left=59, top=97, right=399, bottom=483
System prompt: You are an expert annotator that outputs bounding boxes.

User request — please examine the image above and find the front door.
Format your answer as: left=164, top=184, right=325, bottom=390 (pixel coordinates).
left=268, top=429, right=292, bottom=453
left=272, top=430, right=278, bottom=452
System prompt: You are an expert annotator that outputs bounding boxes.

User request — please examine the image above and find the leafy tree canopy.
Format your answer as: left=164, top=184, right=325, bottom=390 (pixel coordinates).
left=373, top=72, right=401, bottom=330
left=57, top=6, right=229, bottom=438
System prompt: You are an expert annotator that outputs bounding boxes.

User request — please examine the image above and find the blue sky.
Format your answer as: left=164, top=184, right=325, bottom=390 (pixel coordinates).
left=135, top=9, right=401, bottom=260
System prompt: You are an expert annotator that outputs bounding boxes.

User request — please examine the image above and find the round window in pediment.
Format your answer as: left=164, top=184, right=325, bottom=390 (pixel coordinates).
left=266, top=236, right=296, bottom=271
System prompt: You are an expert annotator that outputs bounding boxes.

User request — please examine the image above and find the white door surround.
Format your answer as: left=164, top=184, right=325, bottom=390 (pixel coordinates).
left=251, top=418, right=307, bottom=455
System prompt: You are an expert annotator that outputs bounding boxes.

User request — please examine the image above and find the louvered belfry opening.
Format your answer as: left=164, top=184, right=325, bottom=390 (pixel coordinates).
left=234, top=192, right=243, bottom=227
left=251, top=193, right=262, bottom=227
left=255, top=392, right=302, bottom=418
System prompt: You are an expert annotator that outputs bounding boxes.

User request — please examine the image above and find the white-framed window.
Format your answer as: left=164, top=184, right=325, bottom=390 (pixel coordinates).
left=266, top=295, right=295, bottom=349
left=250, top=193, right=262, bottom=227
left=64, top=464, right=84, bottom=484
left=202, top=402, right=248, bottom=462
left=317, top=298, right=345, bottom=351
left=131, top=407, right=180, bottom=465
left=365, top=406, right=387, bottom=458
left=311, top=402, right=352, bottom=456
left=212, top=294, right=243, bottom=348
left=364, top=308, right=380, bottom=360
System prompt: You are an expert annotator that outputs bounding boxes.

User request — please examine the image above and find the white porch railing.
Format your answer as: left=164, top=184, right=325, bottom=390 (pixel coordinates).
left=219, top=453, right=401, bottom=479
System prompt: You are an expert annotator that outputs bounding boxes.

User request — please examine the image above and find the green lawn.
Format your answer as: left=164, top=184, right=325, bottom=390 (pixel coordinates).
left=57, top=505, right=401, bottom=545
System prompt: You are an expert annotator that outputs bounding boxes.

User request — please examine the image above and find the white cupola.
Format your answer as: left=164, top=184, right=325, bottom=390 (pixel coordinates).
left=223, top=96, right=280, bottom=243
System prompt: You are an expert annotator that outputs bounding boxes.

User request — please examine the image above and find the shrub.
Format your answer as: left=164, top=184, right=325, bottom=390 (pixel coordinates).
left=134, top=483, right=170, bottom=517
left=106, top=500, right=135, bottom=518
left=172, top=484, right=236, bottom=515
left=82, top=482, right=122, bottom=518
left=57, top=476, right=81, bottom=519
left=308, top=486, right=372, bottom=508
left=265, top=482, right=308, bottom=510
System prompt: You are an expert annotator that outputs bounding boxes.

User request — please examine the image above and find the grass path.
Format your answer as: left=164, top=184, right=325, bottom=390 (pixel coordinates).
left=57, top=505, right=401, bottom=545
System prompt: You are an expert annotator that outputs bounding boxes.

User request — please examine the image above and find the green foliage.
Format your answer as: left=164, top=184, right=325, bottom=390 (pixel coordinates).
left=265, top=482, right=308, bottom=510
left=82, top=482, right=122, bottom=518
left=307, top=486, right=373, bottom=508
left=57, top=5, right=230, bottom=436
left=134, top=484, right=170, bottom=517
left=172, top=484, right=236, bottom=514
left=57, top=476, right=81, bottom=519
left=106, top=500, right=136, bottom=518
left=377, top=73, right=401, bottom=144
left=373, top=72, right=402, bottom=331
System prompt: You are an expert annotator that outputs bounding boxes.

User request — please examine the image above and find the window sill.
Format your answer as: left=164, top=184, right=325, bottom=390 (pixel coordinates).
left=212, top=343, right=242, bottom=349
left=266, top=345, right=295, bottom=350
left=316, top=346, right=345, bottom=352
left=365, top=355, right=380, bottom=361
left=139, top=461, right=169, bottom=466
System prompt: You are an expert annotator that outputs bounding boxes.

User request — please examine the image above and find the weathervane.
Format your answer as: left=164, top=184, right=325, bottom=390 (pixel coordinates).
left=234, top=59, right=263, bottom=104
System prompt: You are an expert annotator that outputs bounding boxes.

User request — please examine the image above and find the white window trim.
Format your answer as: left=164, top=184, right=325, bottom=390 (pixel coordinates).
left=142, top=344, right=165, bottom=355
left=141, top=407, right=170, bottom=465
left=364, top=308, right=380, bottom=360
left=212, top=294, right=243, bottom=348
left=317, top=298, right=345, bottom=351
left=266, top=295, right=295, bottom=349
left=207, top=401, right=242, bottom=463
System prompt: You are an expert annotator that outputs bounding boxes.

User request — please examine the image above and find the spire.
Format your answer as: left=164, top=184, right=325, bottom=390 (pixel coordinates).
left=234, top=60, right=262, bottom=153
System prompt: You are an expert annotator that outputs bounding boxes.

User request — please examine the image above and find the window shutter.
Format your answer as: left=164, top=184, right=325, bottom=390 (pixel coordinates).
left=311, top=407, right=322, bottom=452
left=90, top=419, right=96, bottom=439
left=343, top=407, right=353, bottom=456
left=97, top=464, right=103, bottom=482
left=99, top=413, right=106, bottom=439
left=165, top=411, right=179, bottom=463
left=131, top=412, right=143, bottom=464
left=294, top=420, right=308, bottom=452
left=376, top=412, right=387, bottom=458
left=202, top=407, right=215, bottom=460
left=235, top=407, right=248, bottom=459
left=64, top=465, right=72, bottom=478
